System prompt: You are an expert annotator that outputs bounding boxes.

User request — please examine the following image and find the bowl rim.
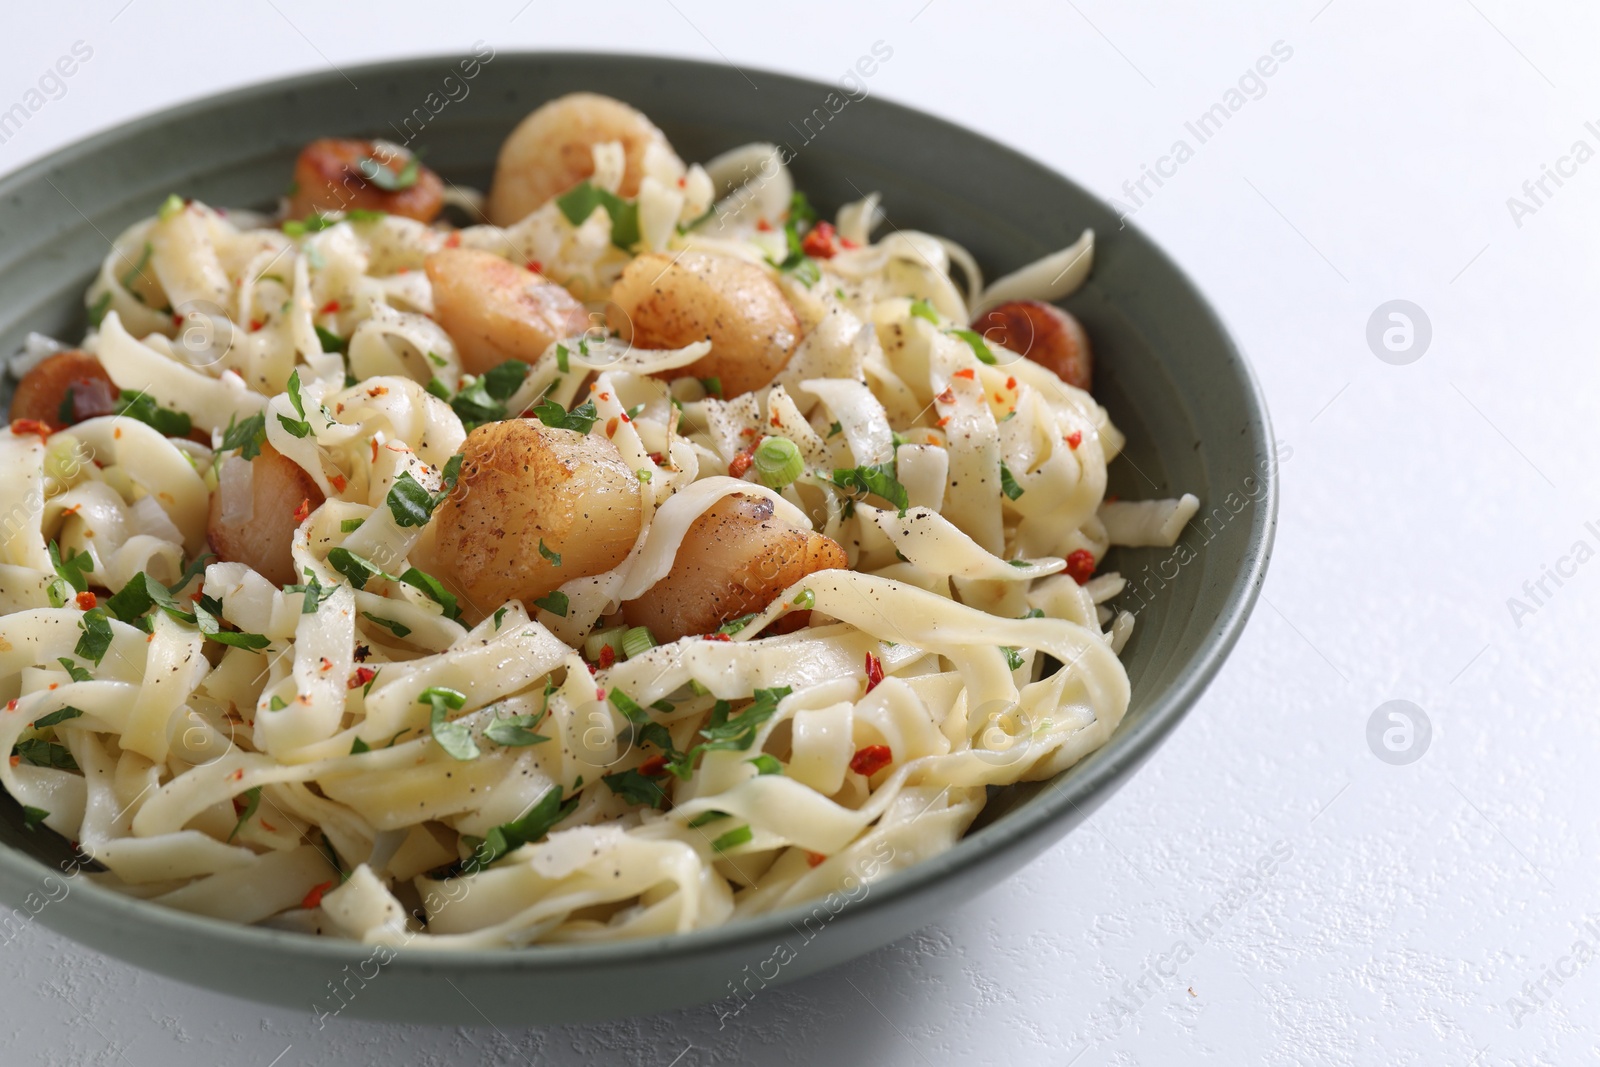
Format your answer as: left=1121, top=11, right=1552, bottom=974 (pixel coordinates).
left=0, top=50, right=1278, bottom=974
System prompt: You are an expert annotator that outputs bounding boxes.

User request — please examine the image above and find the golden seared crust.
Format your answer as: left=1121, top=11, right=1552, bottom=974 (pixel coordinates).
left=971, top=300, right=1092, bottom=392
left=425, top=248, right=592, bottom=375
left=9, top=350, right=118, bottom=431
left=207, top=444, right=324, bottom=588
left=607, top=251, right=801, bottom=397
left=426, top=421, right=642, bottom=611
left=287, top=138, right=444, bottom=223
left=620, top=493, right=847, bottom=642
left=485, top=93, right=679, bottom=226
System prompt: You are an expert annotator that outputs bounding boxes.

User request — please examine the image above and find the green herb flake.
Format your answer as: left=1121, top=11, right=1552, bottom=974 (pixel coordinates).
left=339, top=518, right=365, bottom=534
left=56, top=657, right=93, bottom=683
left=278, top=369, right=313, bottom=439
left=532, top=590, right=569, bottom=618
left=421, top=686, right=477, bottom=761
left=711, top=824, right=754, bottom=853
left=601, top=768, right=670, bottom=810
left=909, top=298, right=940, bottom=324
left=32, top=706, right=84, bottom=730
left=227, top=786, right=262, bottom=842
left=529, top=398, right=598, bottom=434
left=747, top=753, right=783, bottom=775
left=467, top=785, right=579, bottom=869
left=948, top=328, right=998, bottom=366
left=538, top=540, right=562, bottom=567
left=362, top=612, right=412, bottom=639
left=349, top=737, right=371, bottom=755
left=21, top=806, right=49, bottom=831
left=554, top=181, right=640, bottom=250
left=686, top=809, right=729, bottom=828
left=74, top=609, right=114, bottom=665
left=484, top=714, right=548, bottom=747
left=1002, top=646, right=1025, bottom=671
left=999, top=462, right=1025, bottom=501
left=219, top=412, right=268, bottom=461
left=830, top=462, right=909, bottom=514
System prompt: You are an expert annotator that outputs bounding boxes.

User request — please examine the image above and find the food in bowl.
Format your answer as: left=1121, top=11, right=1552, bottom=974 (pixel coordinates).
left=0, top=93, right=1197, bottom=947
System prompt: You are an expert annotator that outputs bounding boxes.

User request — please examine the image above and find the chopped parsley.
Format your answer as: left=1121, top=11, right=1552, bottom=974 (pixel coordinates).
left=219, top=411, right=268, bottom=460
left=21, top=806, right=49, bottom=831
left=114, top=389, right=192, bottom=438
left=361, top=612, right=411, bottom=639
left=451, top=359, right=530, bottom=426
left=314, top=325, right=347, bottom=354
left=326, top=548, right=393, bottom=589
left=999, top=462, right=1025, bottom=501
left=385, top=454, right=464, bottom=527
left=74, top=609, right=113, bottom=665
left=538, top=539, right=562, bottom=567
left=57, top=657, right=93, bottom=683
left=422, top=687, right=477, bottom=761
left=484, top=712, right=548, bottom=747
left=357, top=154, right=419, bottom=192
left=13, top=739, right=78, bottom=770
left=1001, top=646, right=1025, bottom=671
left=529, top=397, right=599, bottom=434
left=747, top=753, right=783, bottom=775
left=464, top=784, right=579, bottom=869
left=532, top=590, right=569, bottom=617
left=194, top=594, right=271, bottom=650
left=554, top=181, right=640, bottom=250
left=601, top=768, right=671, bottom=809
left=948, top=328, right=998, bottom=365
left=227, top=786, right=262, bottom=842
left=86, top=291, right=112, bottom=329
left=398, top=566, right=462, bottom=621
left=32, top=706, right=83, bottom=730
left=711, top=824, right=753, bottom=853
left=277, top=369, right=312, bottom=438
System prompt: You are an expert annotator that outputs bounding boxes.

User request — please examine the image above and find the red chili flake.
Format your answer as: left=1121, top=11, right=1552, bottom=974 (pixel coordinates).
left=319, top=657, right=333, bottom=673
left=318, top=300, right=341, bottom=315
left=597, top=644, right=616, bottom=670
left=953, top=368, right=976, bottom=380
left=586, top=661, right=597, bottom=675
left=1105, top=493, right=1120, bottom=503
left=676, top=176, right=687, bottom=188
left=172, top=313, right=185, bottom=329
left=864, top=651, right=884, bottom=692
left=704, top=632, right=732, bottom=642
left=770, top=412, right=782, bottom=427
left=74, top=591, right=97, bottom=611
left=994, top=393, right=1006, bottom=404
left=47, top=683, right=57, bottom=691
left=620, top=411, right=631, bottom=424
left=366, top=385, right=389, bottom=398
left=638, top=754, right=668, bottom=777
left=839, top=236, right=859, bottom=249
left=936, top=416, right=951, bottom=428
left=348, top=667, right=377, bottom=690
left=1005, top=376, right=1017, bottom=390
left=229, top=768, right=244, bottom=781
left=595, top=687, right=606, bottom=701
left=756, top=218, right=773, bottom=232
left=301, top=881, right=335, bottom=910
left=806, top=851, right=827, bottom=868
left=1065, top=549, right=1096, bottom=585
left=9, top=419, right=50, bottom=438
left=329, top=474, right=347, bottom=493
left=248, top=319, right=265, bottom=332
left=370, top=440, right=379, bottom=463
left=801, top=220, right=839, bottom=259
left=647, top=452, right=666, bottom=465
left=526, top=260, right=543, bottom=274
left=598, top=392, right=611, bottom=402
left=739, top=427, right=758, bottom=438
left=444, top=233, right=461, bottom=249
left=605, top=416, right=619, bottom=437
left=1065, top=431, right=1082, bottom=449
left=4, top=700, right=16, bottom=712
left=293, top=498, right=311, bottom=522
left=259, top=820, right=278, bottom=833
left=935, top=388, right=955, bottom=405
left=397, top=267, right=411, bottom=275
left=849, top=744, right=892, bottom=777
left=7, top=756, right=17, bottom=768
left=727, top=444, right=758, bottom=479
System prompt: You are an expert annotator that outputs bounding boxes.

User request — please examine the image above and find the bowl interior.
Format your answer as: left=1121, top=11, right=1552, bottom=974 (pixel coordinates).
left=0, top=53, right=1274, bottom=1018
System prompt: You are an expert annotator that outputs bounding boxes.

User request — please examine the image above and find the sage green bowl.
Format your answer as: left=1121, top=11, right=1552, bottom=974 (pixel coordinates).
left=0, top=53, right=1275, bottom=1024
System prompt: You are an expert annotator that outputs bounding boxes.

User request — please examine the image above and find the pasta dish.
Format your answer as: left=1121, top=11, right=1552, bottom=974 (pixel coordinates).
left=0, top=93, right=1197, bottom=946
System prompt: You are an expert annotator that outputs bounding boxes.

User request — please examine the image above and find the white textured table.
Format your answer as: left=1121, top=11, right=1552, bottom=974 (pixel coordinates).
left=3, top=3, right=1594, bottom=1064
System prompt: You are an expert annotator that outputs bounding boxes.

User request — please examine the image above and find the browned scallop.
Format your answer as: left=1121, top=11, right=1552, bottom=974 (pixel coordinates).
left=485, top=93, right=681, bottom=226
left=971, top=300, right=1092, bottom=392
left=425, top=248, right=592, bottom=375
left=607, top=251, right=801, bottom=397
left=621, top=494, right=847, bottom=643
left=208, top=445, right=325, bottom=587
left=9, top=351, right=119, bottom=431
left=287, top=138, right=445, bottom=223
left=424, top=421, right=641, bottom=612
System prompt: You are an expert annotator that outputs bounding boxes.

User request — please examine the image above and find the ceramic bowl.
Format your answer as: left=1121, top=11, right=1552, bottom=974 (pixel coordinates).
left=0, top=52, right=1275, bottom=1024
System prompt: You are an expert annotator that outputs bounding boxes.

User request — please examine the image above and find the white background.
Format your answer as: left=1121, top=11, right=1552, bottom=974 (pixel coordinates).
left=2, top=2, right=1598, bottom=1065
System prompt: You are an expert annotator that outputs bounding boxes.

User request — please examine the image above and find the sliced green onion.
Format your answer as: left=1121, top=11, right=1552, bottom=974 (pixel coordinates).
left=157, top=194, right=184, bottom=221
left=621, top=626, right=657, bottom=660
left=583, top=625, right=627, bottom=662
left=791, top=588, right=815, bottom=610
left=753, top=436, right=803, bottom=488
